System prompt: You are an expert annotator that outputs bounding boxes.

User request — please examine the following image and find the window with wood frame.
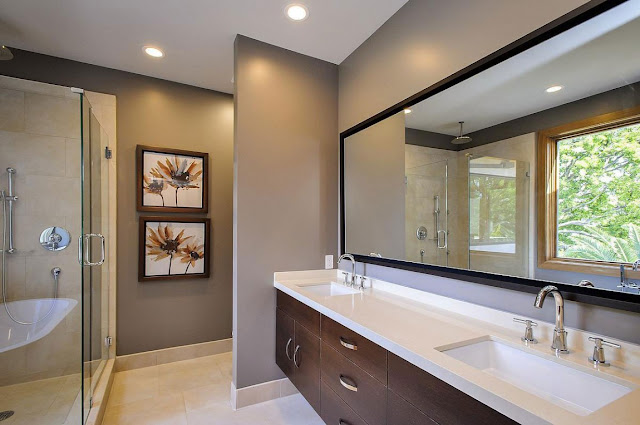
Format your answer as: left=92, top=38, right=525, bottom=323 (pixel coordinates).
left=537, top=107, right=640, bottom=277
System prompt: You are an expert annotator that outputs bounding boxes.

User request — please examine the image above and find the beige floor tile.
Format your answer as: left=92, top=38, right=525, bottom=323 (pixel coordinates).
left=103, top=393, right=186, bottom=425
left=102, top=353, right=322, bottom=425
left=183, top=381, right=230, bottom=411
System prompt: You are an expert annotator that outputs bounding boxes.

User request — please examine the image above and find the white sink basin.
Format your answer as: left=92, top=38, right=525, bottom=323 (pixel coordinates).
left=441, top=338, right=634, bottom=416
left=297, top=282, right=360, bottom=297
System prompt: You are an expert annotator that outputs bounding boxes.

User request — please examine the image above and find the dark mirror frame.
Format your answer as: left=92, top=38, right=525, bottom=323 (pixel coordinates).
left=339, top=0, right=640, bottom=313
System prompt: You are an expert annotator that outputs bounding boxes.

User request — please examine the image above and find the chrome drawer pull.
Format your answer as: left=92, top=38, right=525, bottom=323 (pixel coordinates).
left=339, top=337, right=358, bottom=351
left=285, top=338, right=293, bottom=360
left=339, top=375, right=358, bottom=392
left=339, top=420, right=352, bottom=425
left=293, top=345, right=300, bottom=368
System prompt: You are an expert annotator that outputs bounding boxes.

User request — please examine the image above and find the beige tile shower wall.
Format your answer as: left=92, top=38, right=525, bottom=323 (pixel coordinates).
left=0, top=76, right=82, bottom=385
left=404, top=145, right=458, bottom=265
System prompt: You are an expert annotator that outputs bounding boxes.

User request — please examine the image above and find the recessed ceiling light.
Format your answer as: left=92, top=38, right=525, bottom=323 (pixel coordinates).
left=286, top=4, right=308, bottom=21
left=144, top=46, right=164, bottom=58
left=545, top=85, right=563, bottom=93
left=404, top=109, right=412, bottom=114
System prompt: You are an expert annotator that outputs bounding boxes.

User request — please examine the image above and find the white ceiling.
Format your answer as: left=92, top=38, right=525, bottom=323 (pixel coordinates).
left=405, top=0, right=640, bottom=135
left=0, top=0, right=408, bottom=94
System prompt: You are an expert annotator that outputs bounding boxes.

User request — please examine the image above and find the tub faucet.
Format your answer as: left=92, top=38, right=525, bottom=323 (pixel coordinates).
left=338, top=254, right=356, bottom=287
left=534, top=285, right=569, bottom=353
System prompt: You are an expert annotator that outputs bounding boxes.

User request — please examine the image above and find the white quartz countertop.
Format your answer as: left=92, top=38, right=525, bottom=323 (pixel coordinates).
left=274, top=269, right=640, bottom=425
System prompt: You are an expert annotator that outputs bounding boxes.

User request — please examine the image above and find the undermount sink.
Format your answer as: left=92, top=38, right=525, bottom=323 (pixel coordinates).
left=296, top=282, right=360, bottom=297
left=440, top=338, right=634, bottom=416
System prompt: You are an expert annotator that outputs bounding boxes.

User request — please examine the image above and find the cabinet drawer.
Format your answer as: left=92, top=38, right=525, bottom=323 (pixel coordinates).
left=321, top=342, right=386, bottom=425
left=387, top=390, right=437, bottom=425
left=388, top=353, right=518, bottom=425
left=277, top=290, right=320, bottom=336
left=321, top=315, right=387, bottom=384
left=321, top=380, right=368, bottom=425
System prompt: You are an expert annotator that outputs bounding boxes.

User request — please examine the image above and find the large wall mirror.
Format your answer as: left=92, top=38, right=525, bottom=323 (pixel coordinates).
left=341, top=0, right=640, bottom=309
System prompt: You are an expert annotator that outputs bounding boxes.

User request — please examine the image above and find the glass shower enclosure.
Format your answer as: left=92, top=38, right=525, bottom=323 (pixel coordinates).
left=0, top=76, right=111, bottom=424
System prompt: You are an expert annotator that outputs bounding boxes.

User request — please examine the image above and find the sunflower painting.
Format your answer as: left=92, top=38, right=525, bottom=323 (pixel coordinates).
left=137, top=146, right=209, bottom=213
left=139, top=217, right=210, bottom=281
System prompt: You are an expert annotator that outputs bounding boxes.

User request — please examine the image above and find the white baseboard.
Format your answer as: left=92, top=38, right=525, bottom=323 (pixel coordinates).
left=115, top=338, right=232, bottom=372
left=230, top=377, right=299, bottom=410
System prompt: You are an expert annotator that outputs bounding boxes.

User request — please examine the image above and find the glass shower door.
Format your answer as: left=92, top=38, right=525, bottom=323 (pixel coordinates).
left=80, top=94, right=110, bottom=422
left=468, top=155, right=530, bottom=277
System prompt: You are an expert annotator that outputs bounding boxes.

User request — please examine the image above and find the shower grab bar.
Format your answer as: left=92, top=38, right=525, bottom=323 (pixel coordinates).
left=1, top=168, right=17, bottom=254
left=78, top=233, right=105, bottom=266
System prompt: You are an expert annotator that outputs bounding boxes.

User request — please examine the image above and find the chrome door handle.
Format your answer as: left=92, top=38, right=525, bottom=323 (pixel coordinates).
left=293, top=345, right=300, bottom=368
left=78, top=233, right=105, bottom=266
left=339, top=337, right=358, bottom=351
left=339, top=375, right=358, bottom=392
left=437, top=230, right=447, bottom=249
left=285, top=338, right=293, bottom=361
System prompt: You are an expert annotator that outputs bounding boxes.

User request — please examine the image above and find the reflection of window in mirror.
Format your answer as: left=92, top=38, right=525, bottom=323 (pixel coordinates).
left=538, top=107, right=640, bottom=277
left=469, top=158, right=518, bottom=254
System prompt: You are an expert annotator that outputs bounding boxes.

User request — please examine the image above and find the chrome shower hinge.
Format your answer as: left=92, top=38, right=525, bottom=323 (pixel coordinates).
left=105, top=147, right=112, bottom=159
left=105, top=336, right=113, bottom=347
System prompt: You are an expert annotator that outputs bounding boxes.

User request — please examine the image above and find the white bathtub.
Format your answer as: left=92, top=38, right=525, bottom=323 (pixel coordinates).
left=0, top=298, right=78, bottom=353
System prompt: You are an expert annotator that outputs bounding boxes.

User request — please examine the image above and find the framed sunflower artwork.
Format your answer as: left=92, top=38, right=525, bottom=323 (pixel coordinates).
left=136, top=145, right=209, bottom=213
left=139, top=216, right=211, bottom=281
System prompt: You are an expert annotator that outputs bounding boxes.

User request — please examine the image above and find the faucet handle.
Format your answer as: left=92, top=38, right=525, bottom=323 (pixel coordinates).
left=513, top=318, right=537, bottom=344
left=588, top=337, right=621, bottom=349
left=588, top=337, right=620, bottom=367
left=513, top=318, right=537, bottom=326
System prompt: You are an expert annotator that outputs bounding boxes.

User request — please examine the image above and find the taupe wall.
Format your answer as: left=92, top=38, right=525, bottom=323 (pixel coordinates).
left=233, top=36, right=338, bottom=389
left=0, top=49, right=234, bottom=355
left=345, top=112, right=405, bottom=259
left=338, top=0, right=588, bottom=132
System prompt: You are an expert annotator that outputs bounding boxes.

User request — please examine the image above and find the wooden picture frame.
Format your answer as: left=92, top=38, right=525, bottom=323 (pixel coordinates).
left=136, top=145, right=209, bottom=213
left=139, top=216, right=211, bottom=281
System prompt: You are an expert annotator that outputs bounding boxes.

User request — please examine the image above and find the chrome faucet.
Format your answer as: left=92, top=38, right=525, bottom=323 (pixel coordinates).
left=338, top=254, right=356, bottom=287
left=618, top=261, right=640, bottom=293
left=534, top=285, right=569, bottom=353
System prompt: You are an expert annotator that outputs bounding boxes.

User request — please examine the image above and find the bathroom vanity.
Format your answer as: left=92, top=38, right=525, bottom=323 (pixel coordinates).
left=274, top=270, right=640, bottom=425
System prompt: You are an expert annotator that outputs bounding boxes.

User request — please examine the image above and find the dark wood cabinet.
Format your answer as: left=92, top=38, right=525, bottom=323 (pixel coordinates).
left=295, top=322, right=321, bottom=413
left=387, top=390, right=438, bottom=425
left=277, top=290, right=320, bottom=336
left=321, top=380, right=368, bottom=425
left=276, top=308, right=295, bottom=381
left=321, top=342, right=387, bottom=425
left=388, top=353, right=518, bottom=425
left=321, top=315, right=387, bottom=384
left=275, top=289, right=519, bottom=425
left=275, top=293, right=321, bottom=414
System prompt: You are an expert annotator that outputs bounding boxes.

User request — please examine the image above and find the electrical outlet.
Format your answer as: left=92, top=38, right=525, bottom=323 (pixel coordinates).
left=325, top=255, right=334, bottom=269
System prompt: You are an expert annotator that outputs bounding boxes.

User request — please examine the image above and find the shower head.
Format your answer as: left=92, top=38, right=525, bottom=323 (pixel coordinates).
left=451, top=121, right=472, bottom=145
left=0, top=46, right=13, bottom=61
